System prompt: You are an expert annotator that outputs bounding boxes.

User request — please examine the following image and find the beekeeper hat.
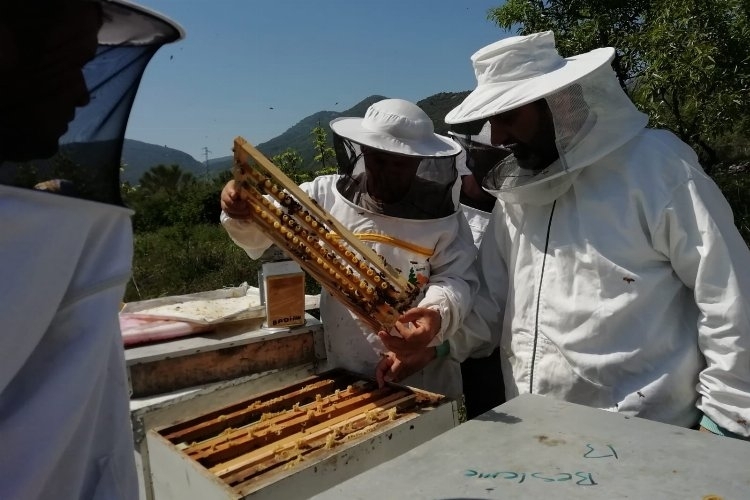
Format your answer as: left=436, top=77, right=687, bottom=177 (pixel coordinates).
left=330, top=98, right=461, bottom=157
left=445, top=31, right=615, bottom=125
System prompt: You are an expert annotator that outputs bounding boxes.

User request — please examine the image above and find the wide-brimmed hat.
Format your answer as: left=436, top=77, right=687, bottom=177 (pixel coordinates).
left=330, top=98, right=461, bottom=157
left=445, top=31, right=615, bottom=125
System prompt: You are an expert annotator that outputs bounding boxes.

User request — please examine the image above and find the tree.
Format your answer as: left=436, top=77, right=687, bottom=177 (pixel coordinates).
left=271, top=148, right=312, bottom=184
left=311, top=124, right=337, bottom=176
left=126, top=164, right=212, bottom=231
left=488, top=0, right=750, bottom=166
left=138, top=163, right=196, bottom=195
left=633, top=0, right=750, bottom=164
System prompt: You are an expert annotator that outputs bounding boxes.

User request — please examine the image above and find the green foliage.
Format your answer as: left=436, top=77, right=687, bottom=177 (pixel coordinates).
left=709, top=162, right=750, bottom=242
left=123, top=164, right=223, bottom=232
left=488, top=0, right=750, bottom=166
left=633, top=0, right=750, bottom=165
left=124, top=126, right=337, bottom=302
left=311, top=124, right=337, bottom=173
left=271, top=148, right=312, bottom=184
left=138, top=163, right=196, bottom=194
left=126, top=224, right=258, bottom=301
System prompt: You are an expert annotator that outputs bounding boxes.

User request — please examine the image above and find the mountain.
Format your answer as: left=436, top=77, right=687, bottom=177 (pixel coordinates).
left=417, top=92, right=472, bottom=135
left=206, top=95, right=388, bottom=173
left=122, top=91, right=471, bottom=183
left=259, top=95, right=387, bottom=163
left=121, top=139, right=204, bottom=185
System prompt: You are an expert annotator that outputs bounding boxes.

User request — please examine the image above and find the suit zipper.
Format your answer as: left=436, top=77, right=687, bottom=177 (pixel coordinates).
left=529, top=200, right=556, bottom=394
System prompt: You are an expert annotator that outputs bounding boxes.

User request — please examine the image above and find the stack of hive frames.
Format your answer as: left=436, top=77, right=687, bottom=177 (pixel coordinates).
left=232, top=136, right=419, bottom=333
left=154, top=370, right=446, bottom=494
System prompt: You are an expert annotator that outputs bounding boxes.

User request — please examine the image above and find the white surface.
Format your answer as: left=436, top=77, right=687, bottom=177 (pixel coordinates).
left=313, top=394, right=750, bottom=499
left=122, top=284, right=318, bottom=324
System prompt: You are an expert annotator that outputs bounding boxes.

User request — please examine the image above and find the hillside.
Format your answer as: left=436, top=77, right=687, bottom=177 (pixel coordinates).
left=121, top=139, right=204, bottom=185
left=122, top=91, right=472, bottom=182
left=206, top=95, right=388, bottom=173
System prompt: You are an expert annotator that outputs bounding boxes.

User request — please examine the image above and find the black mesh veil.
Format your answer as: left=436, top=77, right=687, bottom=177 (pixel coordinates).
left=333, top=133, right=460, bottom=220
left=448, top=129, right=509, bottom=186
left=0, top=1, right=183, bottom=205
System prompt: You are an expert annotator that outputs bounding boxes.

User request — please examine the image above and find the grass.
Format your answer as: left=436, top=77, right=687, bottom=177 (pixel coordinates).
left=126, top=223, right=322, bottom=302
left=126, top=224, right=259, bottom=302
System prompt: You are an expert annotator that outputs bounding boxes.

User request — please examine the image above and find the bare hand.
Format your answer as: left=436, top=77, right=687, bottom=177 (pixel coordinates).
left=377, top=306, right=441, bottom=357
left=375, top=348, right=437, bottom=387
left=220, top=180, right=253, bottom=219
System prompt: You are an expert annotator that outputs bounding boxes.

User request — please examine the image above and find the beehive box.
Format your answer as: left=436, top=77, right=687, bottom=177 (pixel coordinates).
left=125, top=314, right=323, bottom=398
left=147, top=369, right=458, bottom=499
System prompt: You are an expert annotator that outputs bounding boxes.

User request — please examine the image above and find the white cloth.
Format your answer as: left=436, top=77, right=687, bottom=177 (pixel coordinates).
left=459, top=203, right=491, bottom=248
left=448, top=203, right=494, bottom=363
left=462, top=129, right=750, bottom=436
left=445, top=31, right=616, bottom=125
left=222, top=175, right=479, bottom=399
left=0, top=186, right=138, bottom=499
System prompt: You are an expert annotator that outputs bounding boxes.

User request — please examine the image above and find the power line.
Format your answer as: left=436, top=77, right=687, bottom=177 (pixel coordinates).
left=202, top=146, right=211, bottom=180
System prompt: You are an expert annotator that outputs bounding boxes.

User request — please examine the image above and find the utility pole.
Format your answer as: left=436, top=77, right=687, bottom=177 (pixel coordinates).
left=202, top=146, right=211, bottom=180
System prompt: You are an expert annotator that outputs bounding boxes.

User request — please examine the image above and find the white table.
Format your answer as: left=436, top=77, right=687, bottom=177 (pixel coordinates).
left=313, top=393, right=750, bottom=499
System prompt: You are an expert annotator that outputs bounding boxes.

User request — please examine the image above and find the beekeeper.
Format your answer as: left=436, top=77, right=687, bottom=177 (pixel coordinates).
left=221, top=98, right=479, bottom=399
left=0, top=1, right=183, bottom=498
left=443, top=31, right=750, bottom=438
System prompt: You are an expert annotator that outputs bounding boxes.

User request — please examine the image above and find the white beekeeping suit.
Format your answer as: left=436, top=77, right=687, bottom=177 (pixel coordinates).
left=0, top=2, right=184, bottom=498
left=447, top=31, right=750, bottom=438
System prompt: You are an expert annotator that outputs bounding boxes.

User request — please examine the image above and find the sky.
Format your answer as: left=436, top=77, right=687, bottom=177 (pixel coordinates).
left=125, top=0, right=510, bottom=162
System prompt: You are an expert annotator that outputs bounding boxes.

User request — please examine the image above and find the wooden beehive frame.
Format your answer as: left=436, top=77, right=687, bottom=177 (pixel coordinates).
left=232, top=136, right=419, bottom=332
left=159, top=371, right=443, bottom=490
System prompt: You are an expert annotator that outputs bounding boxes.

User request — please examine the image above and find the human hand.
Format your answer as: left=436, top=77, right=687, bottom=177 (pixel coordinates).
left=377, top=306, right=441, bottom=357
left=220, top=180, right=253, bottom=219
left=375, top=348, right=437, bottom=387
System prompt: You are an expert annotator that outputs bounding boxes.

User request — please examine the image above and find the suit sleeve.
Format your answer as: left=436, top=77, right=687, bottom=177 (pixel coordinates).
left=220, top=179, right=318, bottom=260
left=450, top=204, right=509, bottom=362
left=418, top=213, right=480, bottom=345
left=654, top=173, right=750, bottom=437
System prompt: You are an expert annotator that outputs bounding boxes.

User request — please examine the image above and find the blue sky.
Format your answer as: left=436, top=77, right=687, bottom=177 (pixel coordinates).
left=126, top=1, right=510, bottom=161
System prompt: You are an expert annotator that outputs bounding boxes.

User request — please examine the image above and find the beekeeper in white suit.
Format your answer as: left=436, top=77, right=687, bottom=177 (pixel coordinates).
left=0, top=1, right=183, bottom=498
left=221, top=98, right=479, bottom=400
left=444, top=31, right=750, bottom=438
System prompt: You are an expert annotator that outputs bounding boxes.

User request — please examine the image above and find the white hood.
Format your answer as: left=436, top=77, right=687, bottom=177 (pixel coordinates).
left=482, top=66, right=648, bottom=205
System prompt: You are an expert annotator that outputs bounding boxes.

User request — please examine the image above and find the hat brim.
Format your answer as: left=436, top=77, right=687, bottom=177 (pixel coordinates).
left=330, top=117, right=462, bottom=157
left=445, top=47, right=615, bottom=124
left=99, top=0, right=185, bottom=46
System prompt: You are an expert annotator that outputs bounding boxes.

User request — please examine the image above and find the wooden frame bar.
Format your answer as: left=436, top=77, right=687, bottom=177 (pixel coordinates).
left=233, top=137, right=419, bottom=332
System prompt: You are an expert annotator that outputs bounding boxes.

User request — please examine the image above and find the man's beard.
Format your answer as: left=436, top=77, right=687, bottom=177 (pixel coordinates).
left=508, top=141, right=559, bottom=172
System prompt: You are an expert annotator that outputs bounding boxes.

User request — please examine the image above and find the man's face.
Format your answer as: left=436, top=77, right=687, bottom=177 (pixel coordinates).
left=488, top=99, right=559, bottom=171
left=361, top=146, right=421, bottom=203
left=0, top=2, right=102, bottom=162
